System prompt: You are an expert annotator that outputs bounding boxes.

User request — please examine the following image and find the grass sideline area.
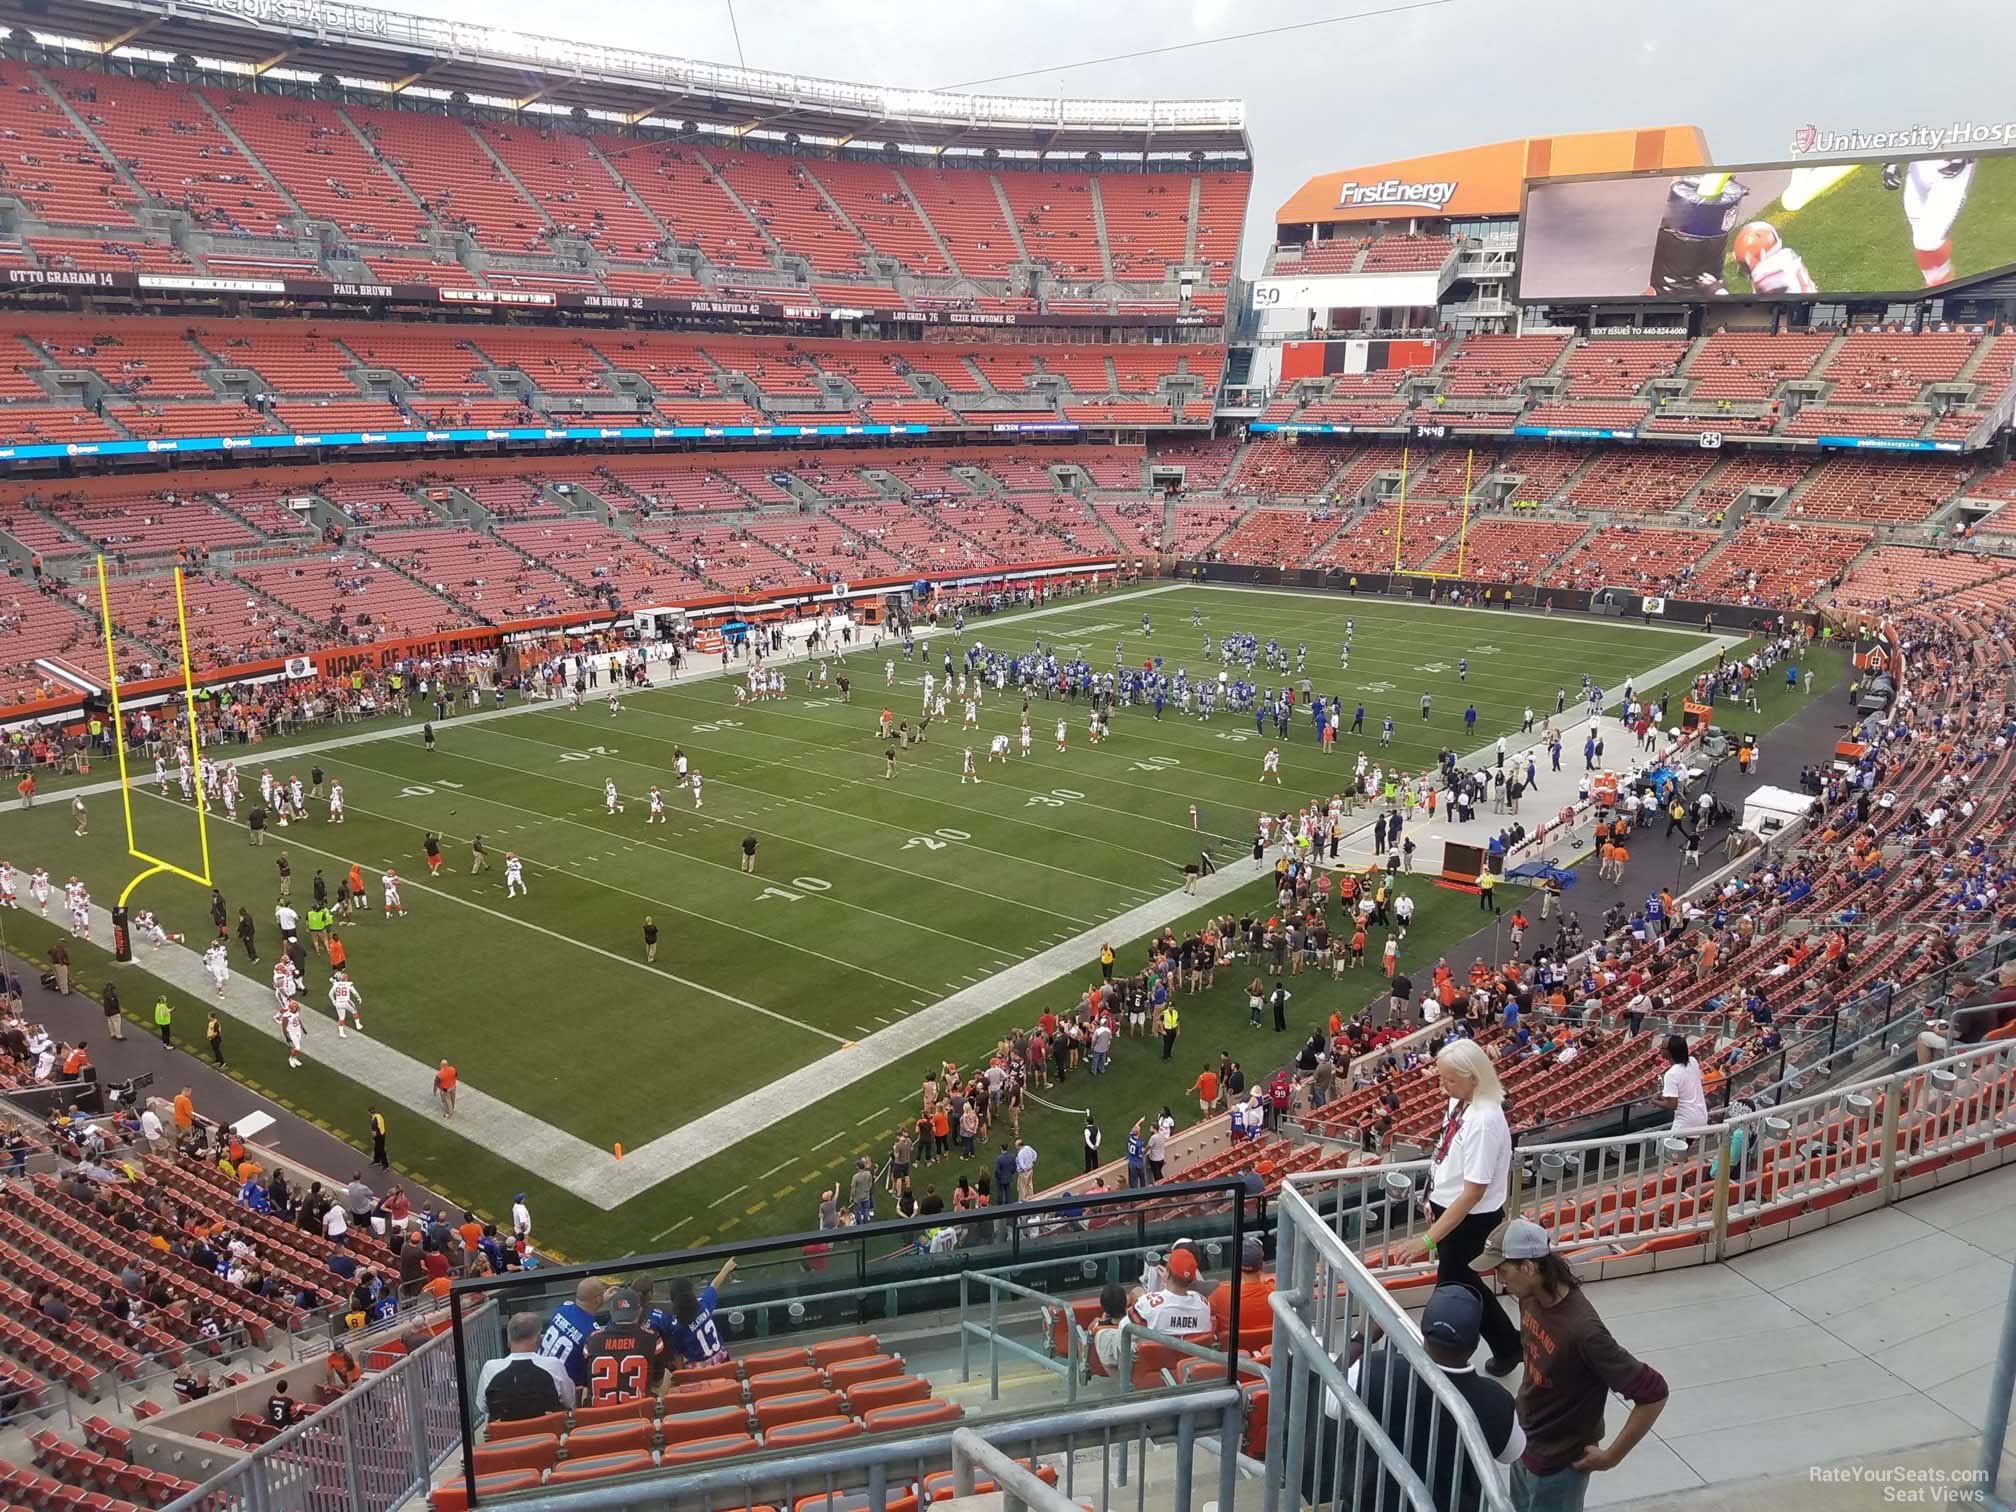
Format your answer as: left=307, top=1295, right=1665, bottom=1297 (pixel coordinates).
left=1, top=585, right=1839, bottom=1255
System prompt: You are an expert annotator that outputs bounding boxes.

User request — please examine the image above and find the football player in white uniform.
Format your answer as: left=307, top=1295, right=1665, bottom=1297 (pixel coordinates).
left=505, top=852, right=528, bottom=898
left=204, top=940, right=231, bottom=995
left=276, top=1001, right=306, bottom=1068
left=329, top=971, right=366, bottom=1037
left=1887, top=158, right=1976, bottom=285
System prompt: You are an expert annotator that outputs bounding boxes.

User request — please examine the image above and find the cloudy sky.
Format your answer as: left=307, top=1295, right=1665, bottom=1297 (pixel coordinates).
left=403, top=0, right=2016, bottom=276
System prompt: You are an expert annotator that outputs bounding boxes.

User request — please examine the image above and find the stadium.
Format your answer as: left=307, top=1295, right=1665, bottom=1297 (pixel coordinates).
left=0, top=1, right=2013, bottom=1510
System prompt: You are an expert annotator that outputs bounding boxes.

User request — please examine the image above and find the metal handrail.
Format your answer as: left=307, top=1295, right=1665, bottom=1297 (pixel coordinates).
left=487, top=1387, right=1247, bottom=1512
left=1267, top=1180, right=1516, bottom=1512
left=950, top=1427, right=1079, bottom=1512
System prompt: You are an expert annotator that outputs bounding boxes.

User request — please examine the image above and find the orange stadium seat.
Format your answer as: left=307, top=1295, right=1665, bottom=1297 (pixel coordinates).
left=563, top=1420, right=655, bottom=1458
left=658, top=1433, right=759, bottom=1467
left=470, top=1433, right=560, bottom=1476
left=661, top=1405, right=752, bottom=1445
left=861, top=1399, right=963, bottom=1433
left=429, top=1470, right=543, bottom=1512
left=762, top=1415, right=864, bottom=1450
left=547, top=1450, right=657, bottom=1485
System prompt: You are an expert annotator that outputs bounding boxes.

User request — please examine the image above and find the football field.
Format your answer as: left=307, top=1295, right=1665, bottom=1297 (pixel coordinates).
left=2, top=583, right=1750, bottom=1257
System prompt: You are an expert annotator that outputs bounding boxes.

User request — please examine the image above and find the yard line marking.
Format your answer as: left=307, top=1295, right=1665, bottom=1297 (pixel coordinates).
left=349, top=741, right=1075, bottom=949
left=855, top=1105, right=890, bottom=1125
left=649, top=1216, right=693, bottom=1243
left=267, top=774, right=947, bottom=998
left=772, top=1185, right=796, bottom=1199
left=521, top=708, right=1179, bottom=881
left=491, top=722, right=1123, bottom=908
left=874, top=1015, right=896, bottom=1025
left=135, top=793, right=851, bottom=1047
left=856, top=1024, right=876, bottom=1035
left=759, top=1157, right=797, bottom=1180
left=13, top=581, right=1183, bottom=817
left=707, top=1184, right=748, bottom=1208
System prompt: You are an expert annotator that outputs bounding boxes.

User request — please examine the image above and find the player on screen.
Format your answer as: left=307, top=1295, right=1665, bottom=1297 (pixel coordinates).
left=1884, top=158, right=1976, bottom=285
left=1732, top=223, right=1818, bottom=295
left=582, top=1288, right=662, bottom=1405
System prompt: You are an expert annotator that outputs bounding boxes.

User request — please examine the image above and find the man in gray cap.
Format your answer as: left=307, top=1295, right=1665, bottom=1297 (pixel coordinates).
left=1482, top=1218, right=1669, bottom=1510
left=1303, top=1283, right=1522, bottom=1511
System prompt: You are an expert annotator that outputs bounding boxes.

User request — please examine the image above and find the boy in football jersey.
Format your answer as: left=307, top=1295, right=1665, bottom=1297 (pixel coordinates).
left=581, top=1287, right=661, bottom=1406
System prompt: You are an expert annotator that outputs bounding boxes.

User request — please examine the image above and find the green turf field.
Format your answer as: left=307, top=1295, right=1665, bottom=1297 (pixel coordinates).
left=2, top=583, right=1764, bottom=1257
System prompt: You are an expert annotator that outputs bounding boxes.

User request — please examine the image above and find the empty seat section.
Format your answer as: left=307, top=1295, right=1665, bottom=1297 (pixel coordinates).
left=199, top=89, right=422, bottom=243
left=806, top=158, right=950, bottom=275
left=47, top=66, right=293, bottom=235
left=0, top=59, right=135, bottom=225
left=1559, top=338, right=1690, bottom=397
left=594, top=137, right=771, bottom=270
left=1096, top=174, right=1187, bottom=280
left=900, top=164, right=1018, bottom=279
left=1540, top=526, right=1721, bottom=593
left=997, top=170, right=1101, bottom=279
left=707, top=147, right=867, bottom=275
left=351, top=104, right=542, bottom=250
left=475, top=125, right=661, bottom=260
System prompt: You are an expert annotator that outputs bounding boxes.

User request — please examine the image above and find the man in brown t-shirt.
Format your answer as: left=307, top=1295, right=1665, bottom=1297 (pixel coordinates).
left=1484, top=1218, right=1668, bottom=1510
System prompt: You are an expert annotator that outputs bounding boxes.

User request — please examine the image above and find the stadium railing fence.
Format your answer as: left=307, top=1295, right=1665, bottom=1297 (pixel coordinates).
left=163, top=1302, right=486, bottom=1512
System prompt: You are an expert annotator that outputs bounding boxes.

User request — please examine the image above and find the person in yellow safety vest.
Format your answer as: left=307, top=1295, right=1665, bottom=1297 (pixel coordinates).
left=1476, top=869, right=1499, bottom=915
left=1159, top=1004, right=1181, bottom=1061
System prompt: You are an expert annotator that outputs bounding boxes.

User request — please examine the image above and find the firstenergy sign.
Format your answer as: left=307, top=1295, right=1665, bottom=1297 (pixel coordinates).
left=1337, top=178, right=1459, bottom=212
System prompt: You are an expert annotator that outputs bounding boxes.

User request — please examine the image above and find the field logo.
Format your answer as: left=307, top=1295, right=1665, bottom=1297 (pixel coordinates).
left=1337, top=178, right=1458, bottom=212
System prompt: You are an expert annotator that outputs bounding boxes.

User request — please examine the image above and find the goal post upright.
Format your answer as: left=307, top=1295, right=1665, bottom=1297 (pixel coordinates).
left=96, top=555, right=214, bottom=908
left=1390, top=445, right=1409, bottom=576
left=1452, top=448, right=1475, bottom=580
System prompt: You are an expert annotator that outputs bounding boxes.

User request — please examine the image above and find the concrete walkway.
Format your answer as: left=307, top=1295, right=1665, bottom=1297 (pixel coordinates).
left=1575, top=1162, right=2016, bottom=1507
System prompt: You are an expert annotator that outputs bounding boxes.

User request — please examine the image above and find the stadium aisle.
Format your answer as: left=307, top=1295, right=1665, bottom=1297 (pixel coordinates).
left=1, top=945, right=455, bottom=1213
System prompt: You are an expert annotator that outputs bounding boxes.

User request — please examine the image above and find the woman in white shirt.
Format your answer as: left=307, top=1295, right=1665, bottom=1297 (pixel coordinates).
left=1415, top=1039, right=1523, bottom=1374
left=1656, top=1034, right=1710, bottom=1132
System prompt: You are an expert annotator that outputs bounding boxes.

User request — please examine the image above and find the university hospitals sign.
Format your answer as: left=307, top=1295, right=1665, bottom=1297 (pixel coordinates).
left=1790, top=119, right=2016, bottom=156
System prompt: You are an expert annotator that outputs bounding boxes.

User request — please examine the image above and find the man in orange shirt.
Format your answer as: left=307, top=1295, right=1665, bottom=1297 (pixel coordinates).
left=458, top=1209, right=485, bottom=1274
left=1207, top=1236, right=1276, bottom=1349
left=434, top=1060, right=458, bottom=1118
left=327, top=931, right=348, bottom=974
left=172, top=1086, right=195, bottom=1136
left=1188, top=1063, right=1219, bottom=1117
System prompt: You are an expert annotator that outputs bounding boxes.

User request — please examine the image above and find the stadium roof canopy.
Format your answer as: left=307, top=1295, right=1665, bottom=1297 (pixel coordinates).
left=0, top=0, right=1252, bottom=157
left=1276, top=126, right=1708, bottom=228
